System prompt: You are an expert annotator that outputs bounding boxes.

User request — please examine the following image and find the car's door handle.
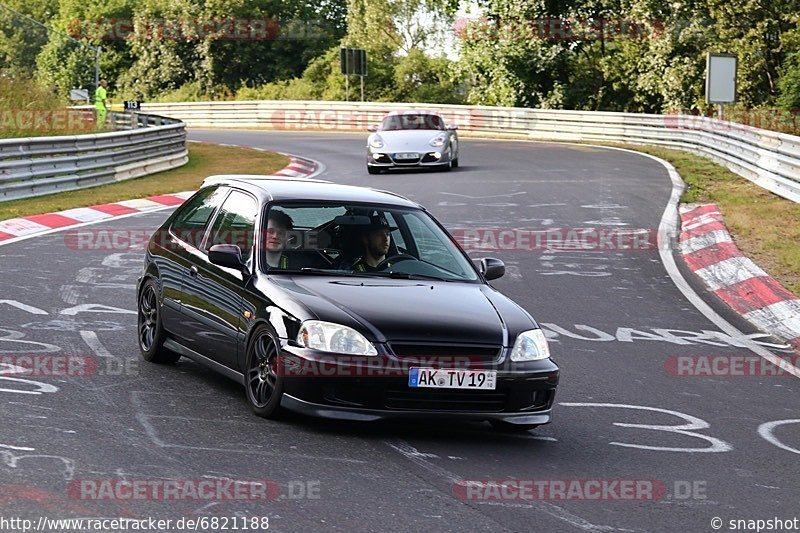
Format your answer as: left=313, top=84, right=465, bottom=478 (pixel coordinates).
left=189, top=265, right=198, bottom=277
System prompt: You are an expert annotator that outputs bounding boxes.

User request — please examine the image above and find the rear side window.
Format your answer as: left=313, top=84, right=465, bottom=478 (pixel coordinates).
left=205, top=190, right=258, bottom=262
left=170, top=186, right=228, bottom=247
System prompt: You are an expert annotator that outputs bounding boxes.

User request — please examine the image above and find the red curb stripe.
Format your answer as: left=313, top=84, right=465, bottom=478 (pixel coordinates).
left=682, top=241, right=743, bottom=271
left=680, top=204, right=721, bottom=223
left=0, top=231, right=15, bottom=241
left=679, top=220, right=727, bottom=242
left=25, top=213, right=80, bottom=229
left=713, top=276, right=798, bottom=315
left=147, top=194, right=185, bottom=206
left=91, top=203, right=139, bottom=216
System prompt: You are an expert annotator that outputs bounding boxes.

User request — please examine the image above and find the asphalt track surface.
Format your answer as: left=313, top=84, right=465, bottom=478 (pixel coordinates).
left=1, top=130, right=799, bottom=533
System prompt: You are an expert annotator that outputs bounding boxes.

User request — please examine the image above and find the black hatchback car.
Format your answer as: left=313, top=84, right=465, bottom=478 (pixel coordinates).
left=137, top=176, right=559, bottom=431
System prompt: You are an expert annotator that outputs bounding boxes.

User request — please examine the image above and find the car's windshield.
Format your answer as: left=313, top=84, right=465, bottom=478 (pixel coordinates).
left=260, top=203, right=478, bottom=281
left=380, top=113, right=445, bottom=131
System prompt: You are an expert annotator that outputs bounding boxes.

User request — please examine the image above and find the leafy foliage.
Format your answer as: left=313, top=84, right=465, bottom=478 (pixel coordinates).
left=2, top=0, right=800, bottom=116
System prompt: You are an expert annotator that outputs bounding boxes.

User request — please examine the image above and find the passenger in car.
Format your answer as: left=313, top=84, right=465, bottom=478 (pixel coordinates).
left=265, top=210, right=294, bottom=269
left=265, top=210, right=332, bottom=270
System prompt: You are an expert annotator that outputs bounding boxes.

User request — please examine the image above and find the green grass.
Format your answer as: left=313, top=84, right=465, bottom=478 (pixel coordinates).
left=0, top=143, right=289, bottom=221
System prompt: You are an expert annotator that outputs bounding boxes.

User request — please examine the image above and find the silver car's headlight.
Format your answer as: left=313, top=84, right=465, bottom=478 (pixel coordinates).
left=509, top=329, right=550, bottom=362
left=297, top=321, right=378, bottom=356
left=369, top=136, right=385, bottom=149
left=429, top=133, right=446, bottom=147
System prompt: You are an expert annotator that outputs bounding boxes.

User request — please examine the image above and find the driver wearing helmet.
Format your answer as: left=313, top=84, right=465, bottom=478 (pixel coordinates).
left=349, top=215, right=397, bottom=272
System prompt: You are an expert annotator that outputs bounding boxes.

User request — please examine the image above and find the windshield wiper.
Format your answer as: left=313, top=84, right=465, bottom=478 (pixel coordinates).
left=297, top=268, right=374, bottom=278
left=267, top=268, right=358, bottom=277
left=366, top=271, right=454, bottom=282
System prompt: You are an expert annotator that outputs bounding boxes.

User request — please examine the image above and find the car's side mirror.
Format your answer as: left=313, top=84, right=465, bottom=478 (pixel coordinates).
left=209, top=244, right=246, bottom=272
left=446, top=124, right=459, bottom=131
left=367, top=124, right=379, bottom=132
left=480, top=257, right=505, bottom=280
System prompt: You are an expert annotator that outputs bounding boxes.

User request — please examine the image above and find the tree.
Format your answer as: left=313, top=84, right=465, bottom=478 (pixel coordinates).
left=0, top=0, right=56, bottom=76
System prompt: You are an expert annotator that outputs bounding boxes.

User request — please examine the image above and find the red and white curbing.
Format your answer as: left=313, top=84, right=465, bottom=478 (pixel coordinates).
left=679, top=203, right=800, bottom=351
left=273, top=156, right=317, bottom=178
left=0, top=155, right=317, bottom=245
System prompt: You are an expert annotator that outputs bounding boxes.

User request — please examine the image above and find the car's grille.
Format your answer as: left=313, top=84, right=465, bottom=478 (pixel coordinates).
left=389, top=343, right=501, bottom=363
left=385, top=386, right=507, bottom=412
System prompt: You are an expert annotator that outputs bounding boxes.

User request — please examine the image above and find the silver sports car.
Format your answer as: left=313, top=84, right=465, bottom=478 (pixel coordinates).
left=366, top=110, right=459, bottom=174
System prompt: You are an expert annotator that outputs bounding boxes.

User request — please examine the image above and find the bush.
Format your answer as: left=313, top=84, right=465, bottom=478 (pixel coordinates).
left=778, top=52, right=800, bottom=111
left=0, top=77, right=98, bottom=138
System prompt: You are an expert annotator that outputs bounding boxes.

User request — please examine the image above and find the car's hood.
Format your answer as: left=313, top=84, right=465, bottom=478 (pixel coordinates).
left=373, top=130, right=444, bottom=152
left=274, top=277, right=519, bottom=345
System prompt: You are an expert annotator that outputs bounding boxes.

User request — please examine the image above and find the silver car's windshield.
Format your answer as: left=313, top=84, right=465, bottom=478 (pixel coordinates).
left=380, top=114, right=445, bottom=131
left=261, top=202, right=478, bottom=282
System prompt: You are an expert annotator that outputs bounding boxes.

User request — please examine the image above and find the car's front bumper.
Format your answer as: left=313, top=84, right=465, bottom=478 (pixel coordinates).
left=281, top=394, right=554, bottom=425
left=278, top=347, right=559, bottom=424
left=367, top=149, right=454, bottom=168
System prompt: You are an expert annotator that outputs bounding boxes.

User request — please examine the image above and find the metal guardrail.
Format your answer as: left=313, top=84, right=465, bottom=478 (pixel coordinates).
left=140, top=100, right=800, bottom=203
left=0, top=110, right=188, bottom=202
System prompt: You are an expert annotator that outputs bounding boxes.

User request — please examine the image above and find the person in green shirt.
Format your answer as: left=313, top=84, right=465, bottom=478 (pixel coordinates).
left=94, top=79, right=108, bottom=129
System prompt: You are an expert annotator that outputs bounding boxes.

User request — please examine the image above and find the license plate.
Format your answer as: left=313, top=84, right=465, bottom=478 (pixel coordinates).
left=409, top=367, right=496, bottom=390
left=394, top=152, right=418, bottom=160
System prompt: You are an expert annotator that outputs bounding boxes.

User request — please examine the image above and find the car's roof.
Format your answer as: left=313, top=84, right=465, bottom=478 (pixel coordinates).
left=384, top=109, right=443, bottom=117
left=202, top=175, right=421, bottom=208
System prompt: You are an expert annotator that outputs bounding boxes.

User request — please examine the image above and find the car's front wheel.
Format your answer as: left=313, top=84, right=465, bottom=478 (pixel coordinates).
left=245, top=325, right=284, bottom=419
left=137, top=278, right=181, bottom=364
left=367, top=166, right=381, bottom=175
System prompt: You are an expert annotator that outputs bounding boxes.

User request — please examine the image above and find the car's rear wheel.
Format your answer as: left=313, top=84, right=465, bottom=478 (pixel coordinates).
left=367, top=166, right=381, bottom=175
left=490, top=420, right=539, bottom=432
left=245, top=325, right=284, bottom=419
left=137, top=279, right=181, bottom=364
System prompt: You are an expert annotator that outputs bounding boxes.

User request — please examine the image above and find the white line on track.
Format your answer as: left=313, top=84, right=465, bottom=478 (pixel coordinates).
left=385, top=439, right=621, bottom=532
left=471, top=136, right=800, bottom=379
left=0, top=443, right=36, bottom=451
left=80, top=330, right=113, bottom=358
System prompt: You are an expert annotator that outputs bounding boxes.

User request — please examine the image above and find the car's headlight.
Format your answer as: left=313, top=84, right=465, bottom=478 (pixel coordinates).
left=429, top=133, right=446, bottom=147
left=509, top=329, right=550, bottom=362
left=369, top=136, right=384, bottom=149
left=297, top=321, right=378, bottom=356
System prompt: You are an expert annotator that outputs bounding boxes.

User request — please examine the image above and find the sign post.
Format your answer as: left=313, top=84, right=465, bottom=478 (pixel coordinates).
left=340, top=48, right=368, bottom=102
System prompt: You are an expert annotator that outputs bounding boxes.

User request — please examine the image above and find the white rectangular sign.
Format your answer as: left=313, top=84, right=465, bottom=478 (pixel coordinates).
left=706, top=53, right=737, bottom=104
left=70, top=88, right=89, bottom=101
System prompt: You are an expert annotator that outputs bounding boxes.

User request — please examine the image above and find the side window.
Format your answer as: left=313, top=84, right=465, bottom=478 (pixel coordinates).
left=170, top=186, right=228, bottom=247
left=205, top=191, right=258, bottom=262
